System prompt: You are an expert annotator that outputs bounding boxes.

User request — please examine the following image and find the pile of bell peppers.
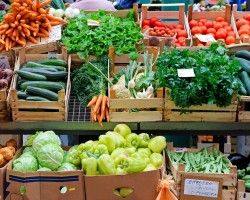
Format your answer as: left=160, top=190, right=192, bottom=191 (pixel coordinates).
left=66, top=124, right=166, bottom=176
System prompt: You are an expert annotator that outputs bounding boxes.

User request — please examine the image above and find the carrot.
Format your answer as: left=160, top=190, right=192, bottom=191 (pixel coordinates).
left=12, top=30, right=17, bottom=37
left=105, top=107, right=110, bottom=122
left=6, top=28, right=13, bottom=35
left=24, top=0, right=33, bottom=5
left=10, top=23, right=16, bottom=28
left=31, top=4, right=37, bottom=12
left=50, top=21, right=62, bottom=26
left=97, top=114, right=103, bottom=126
left=0, top=29, right=6, bottom=35
left=40, top=28, right=49, bottom=35
left=93, top=96, right=103, bottom=113
left=87, top=96, right=98, bottom=107
left=0, top=45, right=4, bottom=52
left=39, top=0, right=52, bottom=7
left=17, top=25, right=22, bottom=31
left=0, top=38, right=5, bottom=45
left=22, top=27, right=30, bottom=37
left=100, top=96, right=107, bottom=120
left=2, top=35, right=5, bottom=40
left=4, top=14, right=15, bottom=23
left=27, top=36, right=38, bottom=44
left=16, top=14, right=21, bottom=21
left=16, top=39, right=25, bottom=46
left=19, top=31, right=26, bottom=38
left=46, top=15, right=64, bottom=22
left=38, top=8, right=46, bottom=14
left=0, top=24, right=9, bottom=29
left=106, top=97, right=109, bottom=108
left=5, top=37, right=9, bottom=51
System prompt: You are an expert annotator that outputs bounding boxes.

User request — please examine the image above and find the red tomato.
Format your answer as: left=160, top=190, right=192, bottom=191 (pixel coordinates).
left=207, top=28, right=216, bottom=34
left=200, top=26, right=207, bottom=34
left=225, top=35, right=236, bottom=45
left=216, top=17, right=225, bottom=22
left=154, top=21, right=164, bottom=27
left=227, top=31, right=236, bottom=37
left=177, top=24, right=184, bottom=30
left=191, top=26, right=202, bottom=35
left=178, top=30, right=188, bottom=38
left=215, top=30, right=227, bottom=39
left=142, top=19, right=150, bottom=27
left=238, top=28, right=249, bottom=35
left=150, top=17, right=159, bottom=27
left=224, top=25, right=233, bottom=31
left=143, top=25, right=150, bottom=30
left=244, top=14, right=250, bottom=21
left=149, top=31, right=157, bottom=36
left=221, top=21, right=229, bottom=27
left=198, top=21, right=204, bottom=26
left=178, top=36, right=186, bottom=43
left=240, top=33, right=250, bottom=42
left=189, top=20, right=198, bottom=28
left=236, top=18, right=249, bottom=29
left=205, top=20, right=213, bottom=28
left=213, top=22, right=223, bottom=30
left=200, top=18, right=207, bottom=24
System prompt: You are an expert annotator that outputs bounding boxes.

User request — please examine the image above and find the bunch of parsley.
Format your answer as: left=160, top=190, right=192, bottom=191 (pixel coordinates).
left=156, top=43, right=240, bottom=108
left=62, top=10, right=142, bottom=59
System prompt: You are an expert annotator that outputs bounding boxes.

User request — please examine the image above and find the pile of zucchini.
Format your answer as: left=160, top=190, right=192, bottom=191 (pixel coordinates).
left=235, top=50, right=250, bottom=96
left=16, top=58, right=67, bottom=101
left=238, top=167, right=250, bottom=191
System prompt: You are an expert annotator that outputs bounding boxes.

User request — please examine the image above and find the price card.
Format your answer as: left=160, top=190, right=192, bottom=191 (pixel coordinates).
left=48, top=52, right=58, bottom=59
left=177, top=68, right=195, bottom=78
left=87, top=19, right=100, bottom=27
left=195, top=34, right=216, bottom=43
left=180, top=174, right=222, bottom=200
left=175, top=148, right=188, bottom=152
left=0, top=55, right=10, bottom=69
left=48, top=25, right=62, bottom=42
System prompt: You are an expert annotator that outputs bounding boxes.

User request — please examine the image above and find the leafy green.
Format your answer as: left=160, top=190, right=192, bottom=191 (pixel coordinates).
left=156, top=43, right=240, bottom=108
left=62, top=10, right=142, bottom=59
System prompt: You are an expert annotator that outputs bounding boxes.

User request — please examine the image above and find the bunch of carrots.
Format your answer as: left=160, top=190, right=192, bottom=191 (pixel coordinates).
left=0, top=0, right=64, bottom=51
left=87, top=95, right=110, bottom=126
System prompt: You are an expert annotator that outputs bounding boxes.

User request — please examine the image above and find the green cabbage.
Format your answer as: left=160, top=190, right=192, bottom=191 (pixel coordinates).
left=32, top=131, right=61, bottom=152
left=22, top=147, right=36, bottom=157
left=58, top=163, right=78, bottom=171
left=37, top=143, right=64, bottom=171
left=13, top=154, right=38, bottom=172
left=37, top=167, right=52, bottom=172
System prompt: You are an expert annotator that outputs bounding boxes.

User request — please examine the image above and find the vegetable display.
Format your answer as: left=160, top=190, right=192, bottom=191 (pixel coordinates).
left=0, top=139, right=17, bottom=167
left=62, top=10, right=142, bottom=59
left=0, top=68, right=13, bottom=90
left=16, top=58, right=67, bottom=101
left=189, top=17, right=236, bottom=46
left=235, top=50, right=250, bottom=95
left=238, top=166, right=250, bottom=192
left=142, top=17, right=188, bottom=47
left=0, top=0, right=64, bottom=51
left=193, top=1, right=226, bottom=12
left=156, top=43, right=240, bottom=109
left=168, top=147, right=231, bottom=173
left=235, top=14, right=250, bottom=42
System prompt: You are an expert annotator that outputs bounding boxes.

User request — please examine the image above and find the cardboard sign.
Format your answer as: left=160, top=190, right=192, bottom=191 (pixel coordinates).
left=177, top=68, right=195, bottom=78
left=180, top=174, right=223, bottom=200
left=48, top=25, right=62, bottom=42
left=195, top=34, right=216, bottom=43
left=0, top=55, right=10, bottom=69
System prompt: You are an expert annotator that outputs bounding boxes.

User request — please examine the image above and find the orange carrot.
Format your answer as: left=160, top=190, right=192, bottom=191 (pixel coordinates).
left=12, top=30, right=17, bottom=37
left=39, top=0, right=52, bottom=7
left=6, top=28, right=13, bottom=35
left=93, top=96, right=103, bottom=113
left=27, top=36, right=38, bottom=44
left=50, top=21, right=62, bottom=26
left=100, top=96, right=107, bottom=120
left=16, top=39, right=25, bottom=46
left=16, top=14, right=21, bottom=21
left=40, top=28, right=49, bottom=35
left=5, top=37, right=9, bottom=51
left=0, top=29, right=6, bottom=35
left=38, top=8, right=46, bottom=14
left=87, top=96, right=98, bottom=107
left=105, top=107, right=110, bottom=122
left=0, top=38, right=5, bottom=45
left=0, top=24, right=9, bottom=29
left=10, top=23, right=16, bottom=28
left=22, top=27, right=30, bottom=37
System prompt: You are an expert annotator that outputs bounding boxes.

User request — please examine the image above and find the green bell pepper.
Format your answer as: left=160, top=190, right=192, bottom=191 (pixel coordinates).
left=150, top=153, right=163, bottom=168
left=98, top=154, right=116, bottom=175
left=126, top=133, right=142, bottom=148
left=148, top=136, right=166, bottom=153
left=138, top=133, right=150, bottom=148
left=99, top=135, right=116, bottom=153
left=82, top=157, right=97, bottom=176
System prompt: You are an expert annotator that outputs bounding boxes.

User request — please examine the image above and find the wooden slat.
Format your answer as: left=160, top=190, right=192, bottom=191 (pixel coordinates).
left=0, top=90, right=7, bottom=101
left=110, top=98, right=163, bottom=109
left=147, top=11, right=180, bottom=20
left=13, top=101, right=64, bottom=110
left=0, top=102, right=7, bottom=110
left=110, top=111, right=162, bottom=122
left=12, top=111, right=65, bottom=121
left=238, top=111, right=250, bottom=122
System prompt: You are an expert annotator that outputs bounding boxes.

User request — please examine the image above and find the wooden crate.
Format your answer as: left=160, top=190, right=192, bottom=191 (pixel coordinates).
left=10, top=48, right=71, bottom=122
left=164, top=89, right=238, bottom=122
left=188, top=4, right=241, bottom=46
left=238, top=96, right=250, bottom=122
left=108, top=47, right=163, bottom=122
left=237, top=180, right=250, bottom=200
left=167, top=144, right=237, bottom=200
left=141, top=3, right=191, bottom=47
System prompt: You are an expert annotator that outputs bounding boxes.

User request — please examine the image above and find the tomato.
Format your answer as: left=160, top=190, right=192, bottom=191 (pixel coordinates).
left=207, top=27, right=216, bottom=34
left=189, top=19, right=198, bottom=28
left=177, top=30, right=188, bottom=38
left=149, top=31, right=157, bottom=36
left=225, top=35, right=236, bottom=45
left=236, top=18, right=249, bottom=29
left=177, top=24, right=184, bottom=30
left=239, top=24, right=250, bottom=34
left=150, top=17, right=159, bottom=27
left=238, top=28, right=249, bottom=35
left=213, top=22, right=223, bottom=30
left=200, top=18, right=207, bottom=24
left=160, top=30, right=165, bottom=35
left=198, top=21, right=204, bottom=26
left=205, top=20, right=213, bottom=28
left=175, top=43, right=181, bottom=47
left=200, top=25, right=207, bottom=34
left=215, top=30, right=227, bottom=39
left=227, top=31, right=236, bottom=37
left=142, top=19, right=150, bottom=27
left=240, top=33, right=250, bottom=42
left=224, top=25, right=233, bottom=31
left=221, top=21, right=229, bottom=27
left=216, top=16, right=225, bottom=22
left=143, top=25, right=150, bottom=30
left=191, top=26, right=202, bottom=35
left=178, top=36, right=186, bottom=43
left=154, top=21, right=164, bottom=27
left=243, top=14, right=250, bottom=21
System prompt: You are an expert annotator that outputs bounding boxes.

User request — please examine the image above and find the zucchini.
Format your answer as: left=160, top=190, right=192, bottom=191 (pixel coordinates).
left=242, top=175, right=250, bottom=180
left=17, top=91, right=27, bottom=99
left=240, top=71, right=250, bottom=95
left=26, top=96, right=50, bottom=101
left=21, top=81, right=65, bottom=91
left=26, top=86, right=58, bottom=101
left=38, top=58, right=66, bottom=67
left=16, top=70, right=47, bottom=81
left=237, top=78, right=247, bottom=95
left=235, top=50, right=250, bottom=61
left=246, top=181, right=250, bottom=192
left=20, top=68, right=67, bottom=80
left=21, top=67, right=58, bottom=72
left=235, top=57, right=250, bottom=73
left=26, top=62, right=66, bottom=71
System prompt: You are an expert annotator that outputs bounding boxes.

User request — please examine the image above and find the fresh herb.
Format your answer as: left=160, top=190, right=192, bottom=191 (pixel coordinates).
left=156, top=43, right=240, bottom=108
left=62, top=10, right=142, bottom=59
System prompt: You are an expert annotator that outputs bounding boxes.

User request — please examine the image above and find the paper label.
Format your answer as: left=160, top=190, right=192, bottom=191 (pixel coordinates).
left=48, top=25, right=62, bottom=42
left=48, top=52, right=58, bottom=59
left=184, top=179, right=219, bottom=198
left=177, top=68, right=195, bottom=78
left=195, top=34, right=216, bottom=43
left=87, top=19, right=100, bottom=27
left=0, top=55, right=10, bottom=69
left=175, top=148, right=188, bottom=152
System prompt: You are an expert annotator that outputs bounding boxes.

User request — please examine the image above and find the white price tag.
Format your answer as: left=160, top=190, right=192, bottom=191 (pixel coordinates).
left=177, top=68, right=195, bottom=78
left=49, top=25, right=62, bottom=42
left=195, top=34, right=216, bottom=43
left=48, top=52, right=58, bottom=59
left=184, top=179, right=219, bottom=198
left=87, top=19, right=100, bottom=27
left=175, top=148, right=188, bottom=152
left=0, top=55, right=10, bottom=69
